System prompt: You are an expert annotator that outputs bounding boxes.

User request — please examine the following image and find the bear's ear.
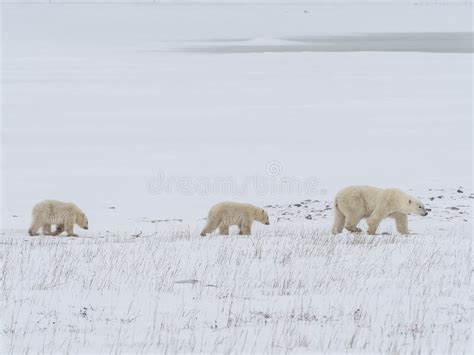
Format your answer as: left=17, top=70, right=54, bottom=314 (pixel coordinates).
left=409, top=200, right=412, bottom=204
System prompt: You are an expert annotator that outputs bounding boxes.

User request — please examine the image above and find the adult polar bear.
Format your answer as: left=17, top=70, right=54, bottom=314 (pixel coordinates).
left=332, top=186, right=428, bottom=235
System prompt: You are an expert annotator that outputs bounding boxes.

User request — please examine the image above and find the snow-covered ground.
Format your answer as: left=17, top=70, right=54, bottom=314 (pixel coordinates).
left=1, top=2, right=472, bottom=353
left=1, top=189, right=472, bottom=353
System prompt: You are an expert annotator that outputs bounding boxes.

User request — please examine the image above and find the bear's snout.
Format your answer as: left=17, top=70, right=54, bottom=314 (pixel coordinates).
left=265, top=222, right=270, bottom=225
left=84, top=226, right=89, bottom=230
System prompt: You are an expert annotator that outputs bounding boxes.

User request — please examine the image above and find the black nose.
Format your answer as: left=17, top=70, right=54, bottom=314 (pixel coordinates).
left=265, top=222, right=270, bottom=225
left=85, top=226, right=89, bottom=230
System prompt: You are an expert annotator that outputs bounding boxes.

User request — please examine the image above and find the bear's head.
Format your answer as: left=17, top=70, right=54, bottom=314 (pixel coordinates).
left=77, top=212, right=89, bottom=230
left=405, top=197, right=428, bottom=216
left=256, top=208, right=270, bottom=225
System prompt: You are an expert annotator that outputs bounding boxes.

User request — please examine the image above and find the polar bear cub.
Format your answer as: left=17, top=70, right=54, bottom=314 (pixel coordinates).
left=28, top=200, right=89, bottom=237
left=332, top=186, right=428, bottom=235
left=201, top=202, right=270, bottom=236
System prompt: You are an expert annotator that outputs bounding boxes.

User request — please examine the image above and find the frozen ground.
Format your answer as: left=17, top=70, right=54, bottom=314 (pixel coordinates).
left=1, top=2, right=473, bottom=353
left=1, top=189, right=472, bottom=353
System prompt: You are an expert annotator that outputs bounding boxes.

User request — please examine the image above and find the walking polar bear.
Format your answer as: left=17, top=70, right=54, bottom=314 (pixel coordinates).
left=332, top=186, right=428, bottom=235
left=29, top=200, right=89, bottom=237
left=201, top=202, right=270, bottom=236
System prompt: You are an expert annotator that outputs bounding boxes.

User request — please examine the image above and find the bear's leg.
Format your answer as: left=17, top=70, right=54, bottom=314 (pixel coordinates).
left=344, top=215, right=362, bottom=233
left=367, top=219, right=381, bottom=235
left=200, top=221, right=218, bottom=236
left=367, top=207, right=388, bottom=235
left=28, top=219, right=42, bottom=236
left=239, top=223, right=251, bottom=235
left=332, top=206, right=346, bottom=234
left=392, top=212, right=409, bottom=234
left=42, top=224, right=52, bottom=235
left=54, top=224, right=64, bottom=236
left=218, top=225, right=229, bottom=235
left=367, top=215, right=383, bottom=235
left=65, top=219, right=77, bottom=237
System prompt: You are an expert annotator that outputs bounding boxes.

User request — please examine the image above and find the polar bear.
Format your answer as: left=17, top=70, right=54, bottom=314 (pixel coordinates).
left=332, top=186, right=428, bottom=235
left=200, top=202, right=270, bottom=236
left=28, top=200, right=89, bottom=237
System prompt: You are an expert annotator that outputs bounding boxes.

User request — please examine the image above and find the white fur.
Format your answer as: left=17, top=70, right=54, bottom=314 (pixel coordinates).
left=28, top=200, right=89, bottom=237
left=332, top=185, right=428, bottom=235
left=201, top=202, right=270, bottom=236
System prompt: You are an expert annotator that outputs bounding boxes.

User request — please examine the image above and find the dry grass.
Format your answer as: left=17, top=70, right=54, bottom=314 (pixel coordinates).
left=0, top=224, right=471, bottom=353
